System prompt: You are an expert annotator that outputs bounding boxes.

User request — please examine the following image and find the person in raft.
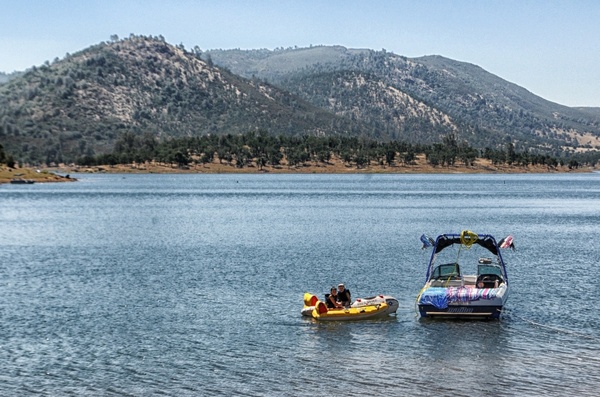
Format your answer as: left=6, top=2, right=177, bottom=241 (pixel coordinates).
left=326, top=287, right=344, bottom=309
left=337, top=283, right=351, bottom=307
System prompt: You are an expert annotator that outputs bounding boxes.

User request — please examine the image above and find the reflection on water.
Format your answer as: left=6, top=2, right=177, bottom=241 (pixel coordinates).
left=1, top=173, right=600, bottom=396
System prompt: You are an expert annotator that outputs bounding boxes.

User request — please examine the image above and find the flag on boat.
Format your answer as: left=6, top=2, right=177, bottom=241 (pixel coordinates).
left=499, top=235, right=515, bottom=250
left=420, top=234, right=434, bottom=249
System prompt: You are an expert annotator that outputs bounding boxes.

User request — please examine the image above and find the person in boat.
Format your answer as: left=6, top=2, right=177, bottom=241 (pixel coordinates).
left=477, top=276, right=499, bottom=289
left=326, top=287, right=344, bottom=309
left=337, top=283, right=351, bottom=307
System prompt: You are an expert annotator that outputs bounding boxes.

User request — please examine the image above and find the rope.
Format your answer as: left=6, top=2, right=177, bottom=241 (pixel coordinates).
left=507, top=309, right=600, bottom=341
left=415, top=285, right=428, bottom=306
left=460, top=230, right=478, bottom=249
left=414, top=285, right=430, bottom=316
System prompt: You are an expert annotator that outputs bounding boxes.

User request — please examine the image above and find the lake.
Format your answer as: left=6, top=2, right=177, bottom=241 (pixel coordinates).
left=1, top=173, right=599, bottom=396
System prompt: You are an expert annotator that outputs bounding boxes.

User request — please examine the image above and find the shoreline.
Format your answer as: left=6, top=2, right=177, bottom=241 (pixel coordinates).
left=2, top=155, right=596, bottom=184
left=0, top=167, right=76, bottom=185
left=51, top=154, right=597, bottom=175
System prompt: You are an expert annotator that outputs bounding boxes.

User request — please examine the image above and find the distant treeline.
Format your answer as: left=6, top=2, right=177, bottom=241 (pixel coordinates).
left=75, top=131, right=588, bottom=170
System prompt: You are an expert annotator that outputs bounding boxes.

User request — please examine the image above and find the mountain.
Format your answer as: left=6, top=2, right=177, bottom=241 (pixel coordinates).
left=1, top=38, right=600, bottom=165
left=0, top=37, right=361, bottom=164
left=573, top=106, right=600, bottom=119
left=0, top=71, right=23, bottom=84
left=204, top=46, right=600, bottom=155
left=0, top=72, right=12, bottom=84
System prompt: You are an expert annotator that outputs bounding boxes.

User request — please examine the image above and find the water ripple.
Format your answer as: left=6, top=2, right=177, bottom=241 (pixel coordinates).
left=1, top=173, right=600, bottom=395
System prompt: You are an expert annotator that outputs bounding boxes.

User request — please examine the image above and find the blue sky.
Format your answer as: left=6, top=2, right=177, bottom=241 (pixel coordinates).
left=1, top=0, right=599, bottom=107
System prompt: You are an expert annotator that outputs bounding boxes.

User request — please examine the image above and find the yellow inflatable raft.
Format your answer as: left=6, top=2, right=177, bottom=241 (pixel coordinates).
left=301, top=292, right=398, bottom=321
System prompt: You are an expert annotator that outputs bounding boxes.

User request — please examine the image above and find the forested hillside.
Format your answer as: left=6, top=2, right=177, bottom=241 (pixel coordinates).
left=205, top=46, right=600, bottom=158
left=0, top=72, right=13, bottom=84
left=1, top=37, right=600, bottom=166
left=0, top=36, right=362, bottom=164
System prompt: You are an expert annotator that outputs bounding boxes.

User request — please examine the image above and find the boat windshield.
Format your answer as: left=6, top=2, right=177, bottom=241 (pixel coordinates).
left=430, top=263, right=461, bottom=280
left=477, top=264, right=503, bottom=277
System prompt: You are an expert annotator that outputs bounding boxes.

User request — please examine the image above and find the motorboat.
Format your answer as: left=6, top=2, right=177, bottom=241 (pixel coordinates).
left=417, top=231, right=513, bottom=319
left=301, top=292, right=399, bottom=321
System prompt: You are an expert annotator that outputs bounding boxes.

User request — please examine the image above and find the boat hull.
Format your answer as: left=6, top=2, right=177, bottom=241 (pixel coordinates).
left=301, top=293, right=398, bottom=321
left=312, top=303, right=395, bottom=321
left=418, top=303, right=504, bottom=319
left=418, top=285, right=508, bottom=319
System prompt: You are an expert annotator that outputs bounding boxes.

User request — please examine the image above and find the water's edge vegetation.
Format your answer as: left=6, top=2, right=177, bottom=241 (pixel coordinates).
left=2, top=131, right=596, bottom=183
left=74, top=131, right=590, bottom=171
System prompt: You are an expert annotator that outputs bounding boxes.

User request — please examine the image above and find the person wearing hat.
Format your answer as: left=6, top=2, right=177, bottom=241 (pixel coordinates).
left=326, top=286, right=344, bottom=309
left=337, top=284, right=351, bottom=307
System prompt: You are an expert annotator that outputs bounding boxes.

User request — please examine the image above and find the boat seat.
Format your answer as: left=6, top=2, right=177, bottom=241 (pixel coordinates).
left=476, top=274, right=503, bottom=288
left=303, top=293, right=319, bottom=306
left=315, top=301, right=328, bottom=314
left=429, top=279, right=464, bottom=288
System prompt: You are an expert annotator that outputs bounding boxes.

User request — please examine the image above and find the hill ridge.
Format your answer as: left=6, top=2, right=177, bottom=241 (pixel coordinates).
left=1, top=37, right=599, bottom=165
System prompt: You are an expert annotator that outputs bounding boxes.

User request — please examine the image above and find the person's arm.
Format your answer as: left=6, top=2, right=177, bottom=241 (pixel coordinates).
left=328, top=295, right=336, bottom=307
left=329, top=295, right=342, bottom=308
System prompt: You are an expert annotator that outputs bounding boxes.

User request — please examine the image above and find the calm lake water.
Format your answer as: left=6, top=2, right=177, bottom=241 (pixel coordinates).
left=1, top=173, right=599, bottom=396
